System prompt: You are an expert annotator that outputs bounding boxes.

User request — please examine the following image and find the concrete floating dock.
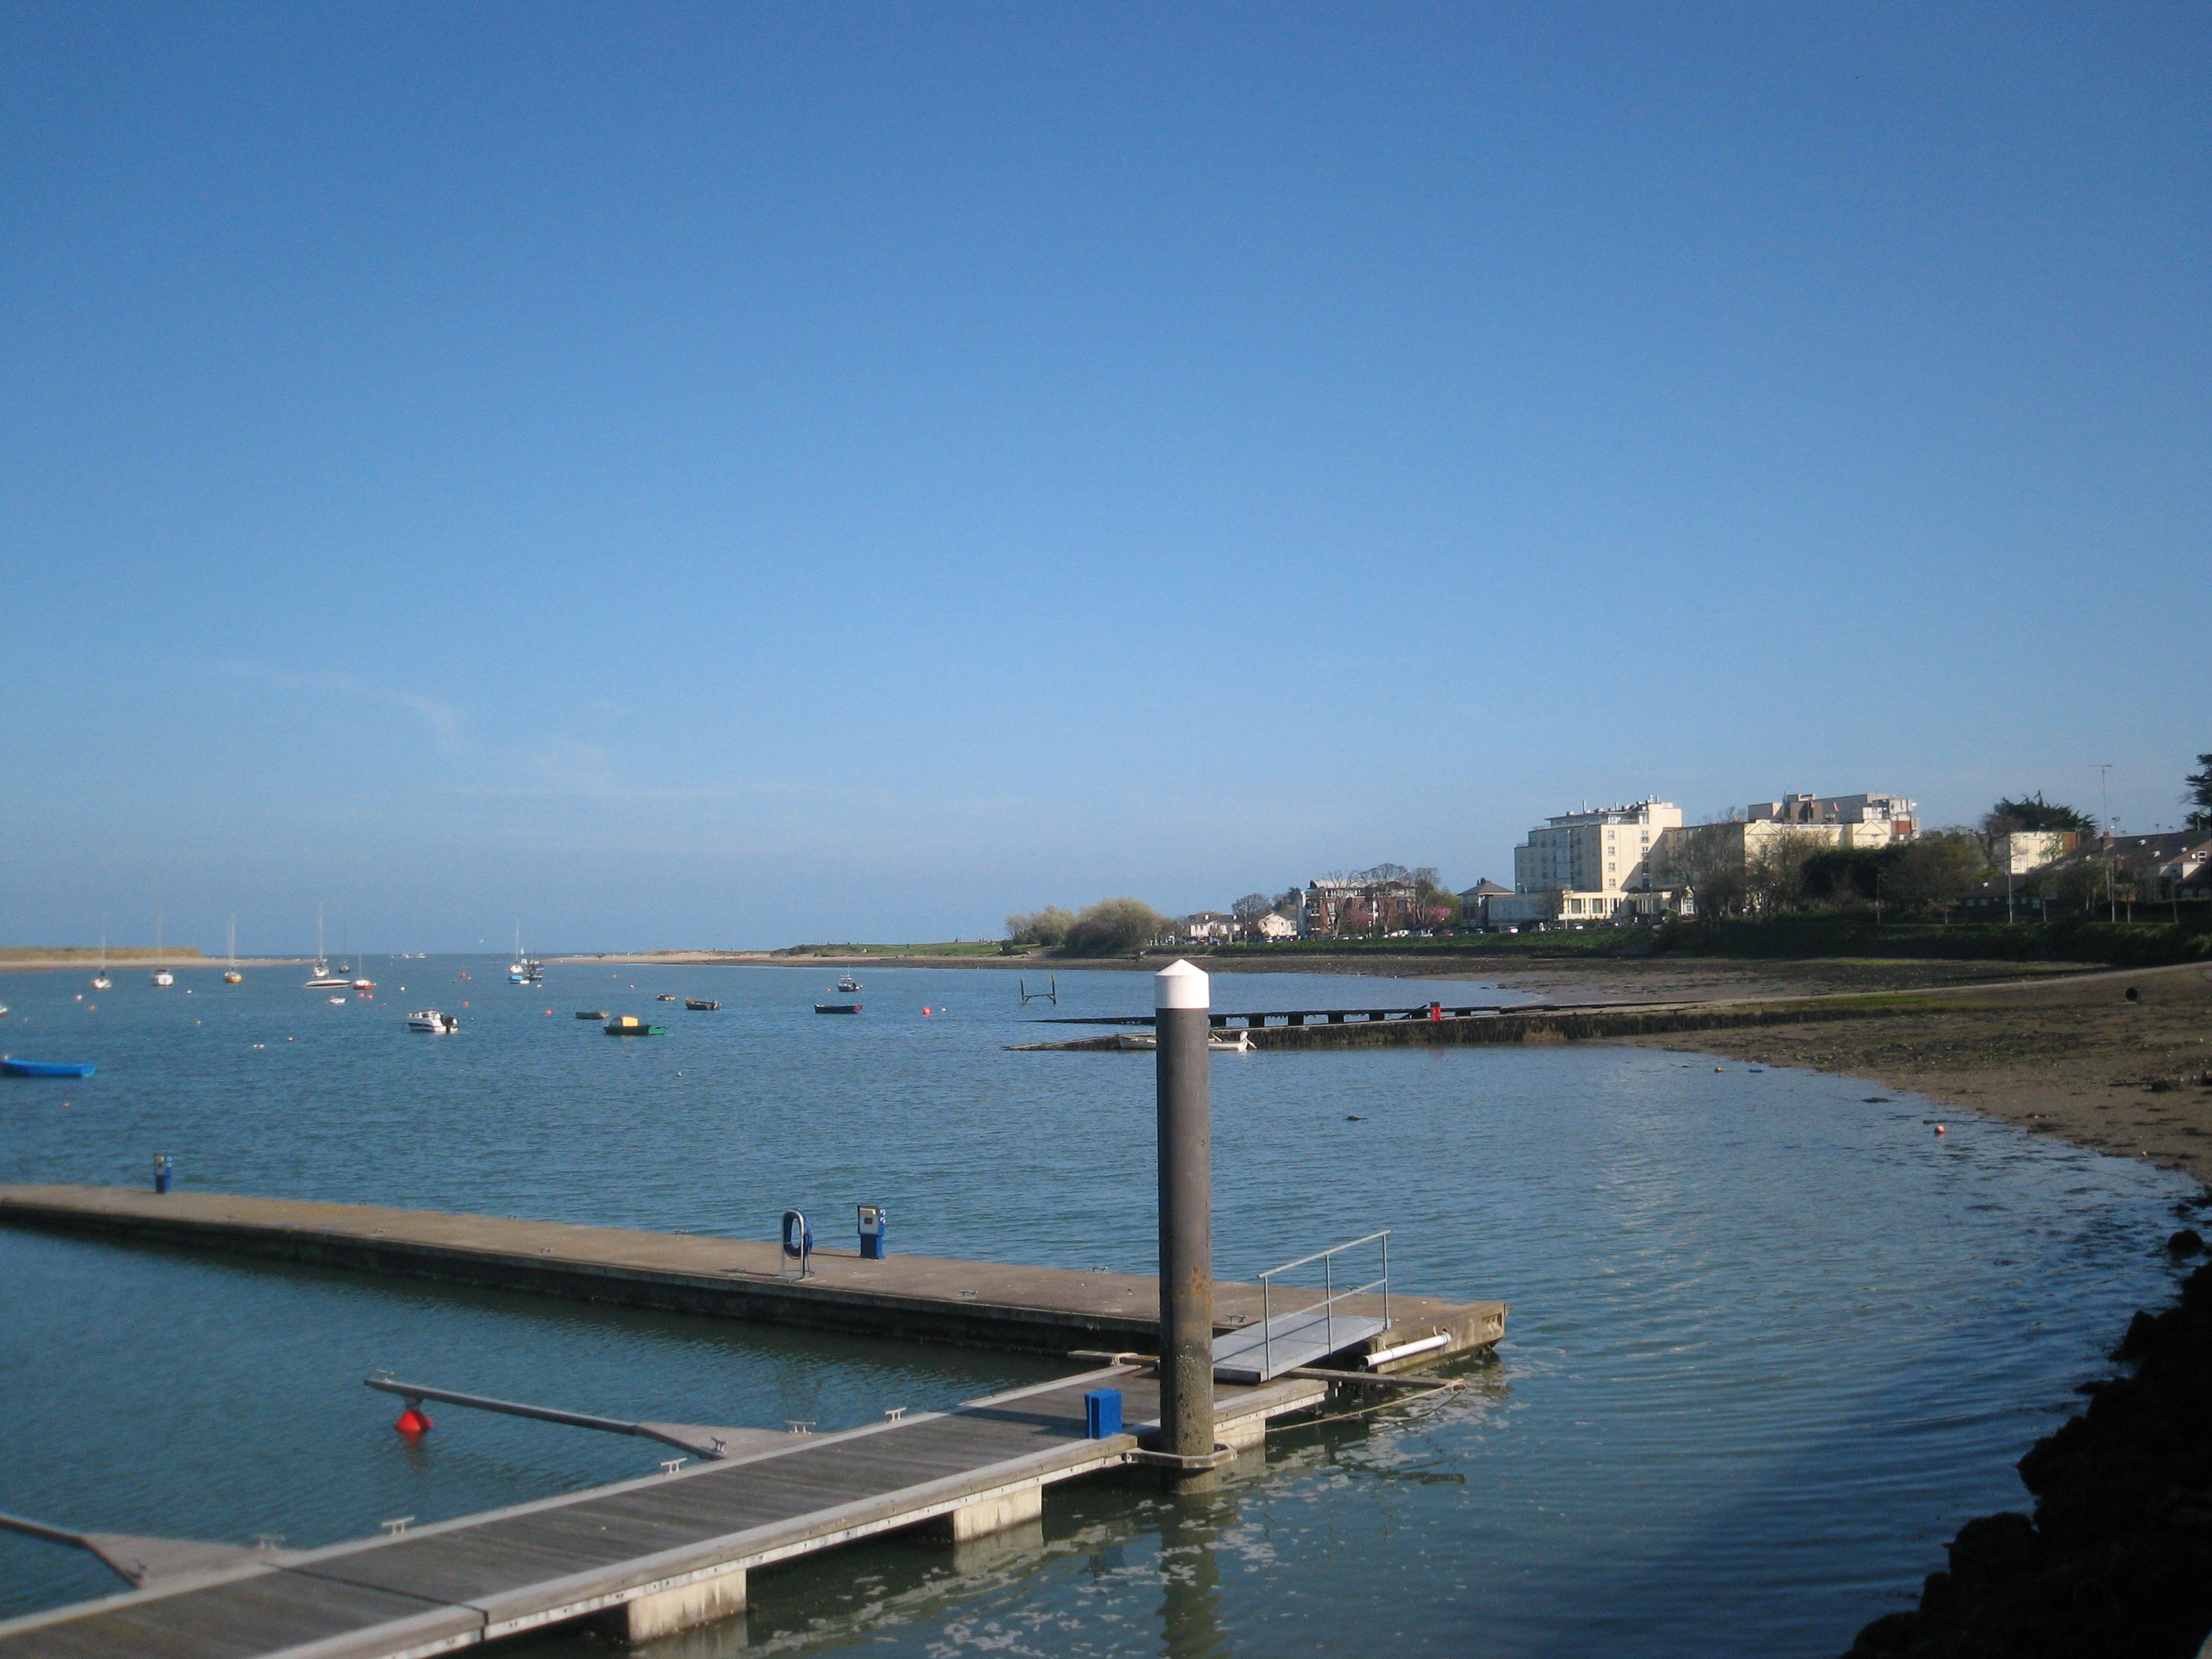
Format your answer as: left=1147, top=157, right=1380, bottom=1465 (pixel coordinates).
left=0, top=1364, right=1328, bottom=1659
left=0, top=1185, right=1506, bottom=1368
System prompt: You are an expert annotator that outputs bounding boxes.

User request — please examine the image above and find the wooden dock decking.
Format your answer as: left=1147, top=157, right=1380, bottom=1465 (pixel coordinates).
left=0, top=1186, right=1506, bottom=1366
left=0, top=1366, right=1330, bottom=1659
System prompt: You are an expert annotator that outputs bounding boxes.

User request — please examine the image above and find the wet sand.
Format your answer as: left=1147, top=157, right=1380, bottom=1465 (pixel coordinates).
left=1608, top=961, right=2212, bottom=1183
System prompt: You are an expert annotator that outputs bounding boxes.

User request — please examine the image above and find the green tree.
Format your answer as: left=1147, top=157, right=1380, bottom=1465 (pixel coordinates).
left=1743, top=830, right=1825, bottom=915
left=1058, top=898, right=1169, bottom=956
left=1878, top=831, right=1990, bottom=917
left=2184, top=752, right=2212, bottom=831
left=1983, top=793, right=2096, bottom=835
left=1004, top=906, right=1076, bottom=948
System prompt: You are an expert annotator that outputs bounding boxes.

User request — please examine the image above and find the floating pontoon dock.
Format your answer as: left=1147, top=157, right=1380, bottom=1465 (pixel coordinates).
left=0, top=1185, right=1505, bottom=1367
left=0, top=1364, right=1327, bottom=1659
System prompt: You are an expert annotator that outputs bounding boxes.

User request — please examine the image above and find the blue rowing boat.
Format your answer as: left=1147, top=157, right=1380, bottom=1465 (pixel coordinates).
left=1, top=1058, right=96, bottom=1078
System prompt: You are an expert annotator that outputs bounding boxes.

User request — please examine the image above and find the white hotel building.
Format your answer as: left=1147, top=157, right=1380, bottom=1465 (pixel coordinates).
left=1493, top=799, right=1683, bottom=927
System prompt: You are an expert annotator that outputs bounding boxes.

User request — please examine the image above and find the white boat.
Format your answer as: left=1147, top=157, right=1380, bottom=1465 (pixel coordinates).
left=223, top=916, right=243, bottom=983
left=327, top=995, right=348, bottom=1005
left=150, top=968, right=175, bottom=988
left=836, top=974, right=862, bottom=994
left=149, top=908, right=174, bottom=985
left=304, top=906, right=350, bottom=988
left=508, top=925, right=543, bottom=984
left=92, top=925, right=110, bottom=991
left=406, top=1010, right=459, bottom=1033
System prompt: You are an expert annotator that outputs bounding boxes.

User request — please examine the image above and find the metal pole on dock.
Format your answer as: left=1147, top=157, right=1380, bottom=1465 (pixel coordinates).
left=1155, top=959, right=1215, bottom=1488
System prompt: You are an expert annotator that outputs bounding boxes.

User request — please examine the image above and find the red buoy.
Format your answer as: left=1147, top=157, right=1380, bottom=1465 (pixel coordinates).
left=395, top=1404, right=433, bottom=1436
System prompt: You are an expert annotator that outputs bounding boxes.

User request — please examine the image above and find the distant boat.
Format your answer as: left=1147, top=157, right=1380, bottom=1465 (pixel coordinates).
left=92, top=925, right=110, bottom=991
left=685, top=998, right=720, bottom=1011
left=327, top=996, right=348, bottom=1006
left=814, top=1002, right=863, bottom=1015
left=305, top=907, right=349, bottom=988
left=406, top=1010, right=459, bottom=1033
left=150, top=906, right=171, bottom=985
left=575, top=1010, right=609, bottom=1020
left=224, top=971, right=243, bottom=984
left=150, top=968, right=175, bottom=987
left=656, top=993, right=679, bottom=1002
left=508, top=924, right=544, bottom=984
left=603, top=1016, right=665, bottom=1035
left=222, top=916, right=243, bottom=983
left=835, top=974, right=862, bottom=994
left=0, top=1002, right=9, bottom=1018
left=2, top=1058, right=96, bottom=1078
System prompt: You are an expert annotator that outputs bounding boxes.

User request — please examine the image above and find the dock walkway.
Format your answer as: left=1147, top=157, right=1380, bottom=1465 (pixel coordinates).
left=0, top=1366, right=1327, bottom=1659
left=0, top=1186, right=1506, bottom=1366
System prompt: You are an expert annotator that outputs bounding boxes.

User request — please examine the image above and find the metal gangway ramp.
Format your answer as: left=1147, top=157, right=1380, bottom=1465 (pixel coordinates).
left=1210, top=1232, right=1393, bottom=1385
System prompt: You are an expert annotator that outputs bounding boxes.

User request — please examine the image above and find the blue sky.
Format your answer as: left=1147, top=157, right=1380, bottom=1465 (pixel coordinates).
left=2, top=1, right=2206, bottom=952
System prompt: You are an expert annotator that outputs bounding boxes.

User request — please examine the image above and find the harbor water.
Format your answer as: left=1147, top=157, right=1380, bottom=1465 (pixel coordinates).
left=0, top=958, right=2193, bottom=1656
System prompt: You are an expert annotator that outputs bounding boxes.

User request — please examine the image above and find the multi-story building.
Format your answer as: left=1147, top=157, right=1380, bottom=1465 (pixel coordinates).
left=1493, top=799, right=1684, bottom=927
left=1511, top=799, right=1682, bottom=898
left=1745, top=792, right=1918, bottom=838
left=1991, top=830, right=2076, bottom=874
left=1646, top=791, right=1920, bottom=910
left=1296, top=877, right=1420, bottom=938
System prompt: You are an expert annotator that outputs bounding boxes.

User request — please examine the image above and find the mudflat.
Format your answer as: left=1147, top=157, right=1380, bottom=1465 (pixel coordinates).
left=1606, top=961, right=2212, bottom=1182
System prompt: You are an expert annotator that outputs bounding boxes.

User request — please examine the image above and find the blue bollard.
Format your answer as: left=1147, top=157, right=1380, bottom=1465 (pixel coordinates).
left=1084, top=1388, right=1123, bottom=1439
left=153, top=1154, right=171, bottom=1195
left=858, top=1205, right=888, bottom=1260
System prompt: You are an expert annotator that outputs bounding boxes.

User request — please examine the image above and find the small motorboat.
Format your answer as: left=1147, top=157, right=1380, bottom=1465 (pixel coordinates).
left=304, top=962, right=351, bottom=989
left=835, top=974, right=862, bottom=994
left=575, top=1010, right=609, bottom=1020
left=150, top=968, right=175, bottom=987
left=2, top=1058, right=96, bottom=1078
left=352, top=976, right=376, bottom=991
left=328, top=996, right=348, bottom=1005
left=656, top=993, right=679, bottom=1002
left=603, top=1016, right=666, bottom=1036
left=685, top=998, right=720, bottom=1011
left=1116, top=1031, right=1156, bottom=1050
left=406, top=1010, right=459, bottom=1033
left=813, top=1002, right=862, bottom=1015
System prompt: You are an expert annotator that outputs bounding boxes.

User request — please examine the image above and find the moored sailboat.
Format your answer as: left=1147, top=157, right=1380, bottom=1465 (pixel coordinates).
left=304, top=907, right=350, bottom=989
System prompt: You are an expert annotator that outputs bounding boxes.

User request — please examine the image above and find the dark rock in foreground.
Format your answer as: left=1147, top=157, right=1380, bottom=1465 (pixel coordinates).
left=1843, top=1262, right=2212, bottom=1658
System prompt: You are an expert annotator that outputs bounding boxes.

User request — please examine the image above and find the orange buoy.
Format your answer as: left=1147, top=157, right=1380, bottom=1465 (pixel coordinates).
left=1935, top=1125, right=1946, bottom=1136
left=395, top=1403, right=433, bottom=1436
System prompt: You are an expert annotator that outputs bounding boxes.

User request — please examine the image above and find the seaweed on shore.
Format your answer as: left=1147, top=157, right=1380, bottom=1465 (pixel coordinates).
left=1844, top=1249, right=2212, bottom=1658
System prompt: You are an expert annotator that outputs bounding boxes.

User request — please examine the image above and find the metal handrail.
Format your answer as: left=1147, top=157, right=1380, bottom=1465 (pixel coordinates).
left=1255, top=1230, right=1391, bottom=1380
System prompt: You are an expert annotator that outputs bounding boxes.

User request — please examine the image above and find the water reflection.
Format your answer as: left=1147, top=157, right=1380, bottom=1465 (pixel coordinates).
left=0, top=961, right=2195, bottom=1656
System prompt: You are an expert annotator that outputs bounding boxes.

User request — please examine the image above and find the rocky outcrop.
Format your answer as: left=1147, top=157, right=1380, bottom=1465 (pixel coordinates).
left=1844, top=1259, right=2212, bottom=1658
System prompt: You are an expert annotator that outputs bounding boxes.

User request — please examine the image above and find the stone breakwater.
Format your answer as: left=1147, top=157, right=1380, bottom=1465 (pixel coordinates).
left=1844, top=1219, right=2212, bottom=1659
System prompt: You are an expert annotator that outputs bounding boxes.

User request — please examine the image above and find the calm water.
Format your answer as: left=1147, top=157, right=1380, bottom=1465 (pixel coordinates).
left=0, top=957, right=2193, bottom=1656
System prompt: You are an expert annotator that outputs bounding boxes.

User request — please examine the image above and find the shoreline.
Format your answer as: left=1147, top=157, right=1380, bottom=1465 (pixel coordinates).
left=1606, top=961, right=2212, bottom=1183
